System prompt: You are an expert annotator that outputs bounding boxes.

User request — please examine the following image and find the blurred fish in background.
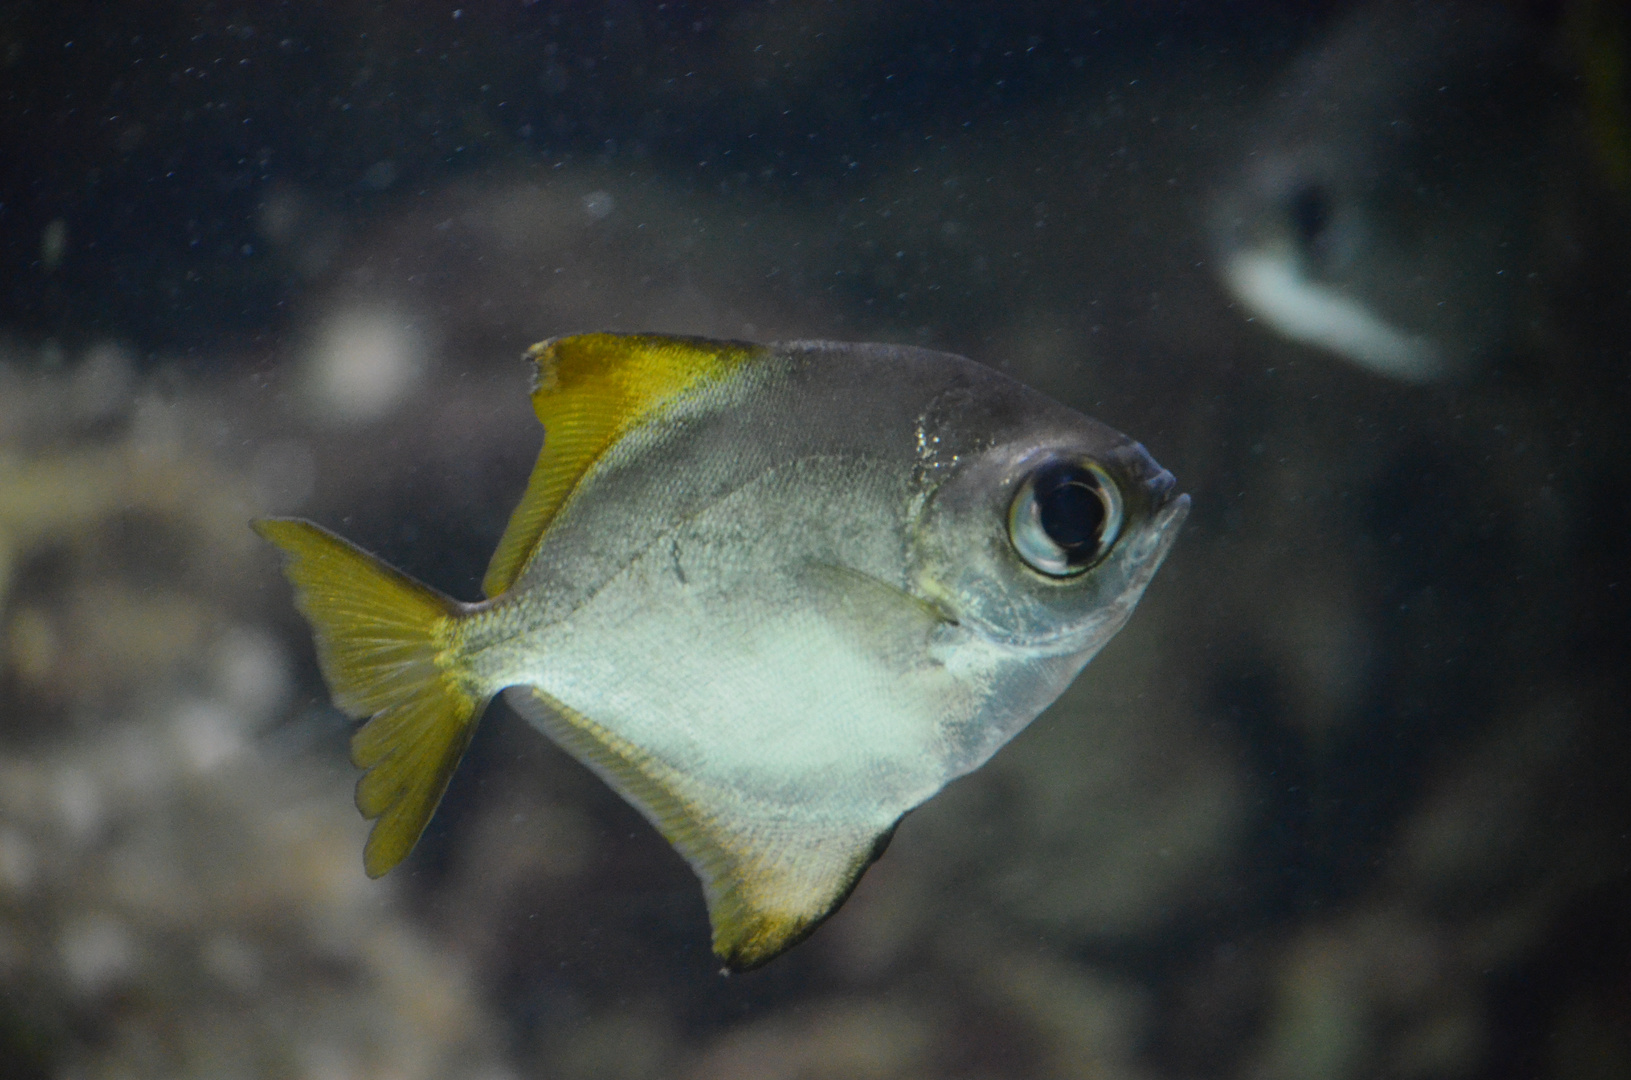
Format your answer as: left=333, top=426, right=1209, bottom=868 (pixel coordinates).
left=1209, top=0, right=1628, bottom=383
left=0, top=2, right=1628, bottom=1079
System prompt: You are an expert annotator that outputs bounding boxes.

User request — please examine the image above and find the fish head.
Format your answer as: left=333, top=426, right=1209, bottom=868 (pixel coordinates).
left=906, top=379, right=1189, bottom=662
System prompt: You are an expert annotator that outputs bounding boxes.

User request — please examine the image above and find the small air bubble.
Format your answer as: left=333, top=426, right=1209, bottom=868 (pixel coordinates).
left=582, top=190, right=615, bottom=220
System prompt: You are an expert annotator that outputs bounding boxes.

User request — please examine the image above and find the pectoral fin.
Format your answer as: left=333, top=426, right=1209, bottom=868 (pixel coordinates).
left=799, top=562, right=957, bottom=646
left=505, top=686, right=899, bottom=970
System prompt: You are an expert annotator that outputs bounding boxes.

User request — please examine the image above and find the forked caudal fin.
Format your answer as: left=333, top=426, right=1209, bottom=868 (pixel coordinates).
left=252, top=518, right=487, bottom=877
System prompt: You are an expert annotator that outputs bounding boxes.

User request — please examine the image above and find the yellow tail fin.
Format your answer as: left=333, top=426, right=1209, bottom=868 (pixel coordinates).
left=252, top=517, right=485, bottom=878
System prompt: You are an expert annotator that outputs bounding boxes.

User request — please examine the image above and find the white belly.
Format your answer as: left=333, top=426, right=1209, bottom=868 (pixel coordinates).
left=516, top=539, right=973, bottom=820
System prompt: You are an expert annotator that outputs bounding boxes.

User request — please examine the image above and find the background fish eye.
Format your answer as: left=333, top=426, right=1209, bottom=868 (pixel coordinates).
left=1006, top=459, right=1124, bottom=578
left=1286, top=180, right=1334, bottom=264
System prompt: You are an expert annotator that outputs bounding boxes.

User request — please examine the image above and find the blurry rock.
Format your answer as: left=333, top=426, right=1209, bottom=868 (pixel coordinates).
left=70, top=342, right=137, bottom=423
left=300, top=305, right=431, bottom=426
left=1397, top=685, right=1630, bottom=913
left=303, top=170, right=839, bottom=391
left=935, top=931, right=1157, bottom=1080
left=0, top=422, right=259, bottom=716
left=1246, top=910, right=1482, bottom=1080
left=0, top=720, right=512, bottom=1080
left=544, top=1002, right=679, bottom=1080
left=249, top=439, right=318, bottom=514
left=0, top=356, right=516, bottom=1080
left=684, top=998, right=938, bottom=1080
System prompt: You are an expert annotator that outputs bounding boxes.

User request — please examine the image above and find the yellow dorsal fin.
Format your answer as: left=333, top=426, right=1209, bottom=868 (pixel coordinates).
left=481, top=333, right=763, bottom=598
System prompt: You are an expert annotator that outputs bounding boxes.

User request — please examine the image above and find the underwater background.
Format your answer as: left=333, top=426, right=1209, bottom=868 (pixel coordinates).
left=2, top=2, right=1628, bottom=1078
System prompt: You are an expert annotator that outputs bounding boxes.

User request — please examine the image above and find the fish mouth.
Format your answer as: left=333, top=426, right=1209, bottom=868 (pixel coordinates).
left=1139, top=463, right=1179, bottom=509
left=1152, top=490, right=1190, bottom=535
left=1114, top=488, right=1190, bottom=601
left=1125, top=459, right=1188, bottom=550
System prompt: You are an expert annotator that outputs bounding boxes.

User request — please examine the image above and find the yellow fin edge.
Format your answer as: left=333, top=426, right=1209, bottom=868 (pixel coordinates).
left=253, top=518, right=486, bottom=878
left=481, top=333, right=764, bottom=598
left=507, top=686, right=893, bottom=970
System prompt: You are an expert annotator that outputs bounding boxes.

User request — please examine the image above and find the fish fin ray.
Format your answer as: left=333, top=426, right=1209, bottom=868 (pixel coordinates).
left=253, top=517, right=485, bottom=878
left=803, top=562, right=957, bottom=629
left=794, top=562, right=959, bottom=677
left=481, top=333, right=764, bottom=597
left=505, top=686, right=893, bottom=969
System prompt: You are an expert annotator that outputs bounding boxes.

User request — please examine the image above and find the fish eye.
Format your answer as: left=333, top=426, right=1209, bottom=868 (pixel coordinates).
left=1007, top=459, right=1124, bottom=578
left=1287, top=181, right=1332, bottom=256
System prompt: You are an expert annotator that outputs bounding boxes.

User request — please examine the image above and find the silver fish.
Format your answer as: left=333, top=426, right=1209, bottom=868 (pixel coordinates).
left=256, top=332, right=1189, bottom=968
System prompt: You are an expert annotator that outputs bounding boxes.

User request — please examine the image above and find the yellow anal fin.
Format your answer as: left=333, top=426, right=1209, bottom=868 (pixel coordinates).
left=504, top=686, right=895, bottom=970
left=253, top=518, right=485, bottom=878
left=482, top=333, right=763, bottom=598
left=706, top=817, right=900, bottom=971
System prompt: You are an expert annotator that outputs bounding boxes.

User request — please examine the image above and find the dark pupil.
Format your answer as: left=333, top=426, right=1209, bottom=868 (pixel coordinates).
left=1035, top=465, right=1106, bottom=556
left=1289, top=182, right=1331, bottom=252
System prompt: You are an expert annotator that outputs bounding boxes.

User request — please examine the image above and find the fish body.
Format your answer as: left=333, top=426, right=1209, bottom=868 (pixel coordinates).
left=257, top=333, right=1188, bottom=968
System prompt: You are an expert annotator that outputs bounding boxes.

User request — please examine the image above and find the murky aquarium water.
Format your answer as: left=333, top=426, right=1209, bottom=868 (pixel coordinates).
left=3, top=2, right=1628, bottom=1078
